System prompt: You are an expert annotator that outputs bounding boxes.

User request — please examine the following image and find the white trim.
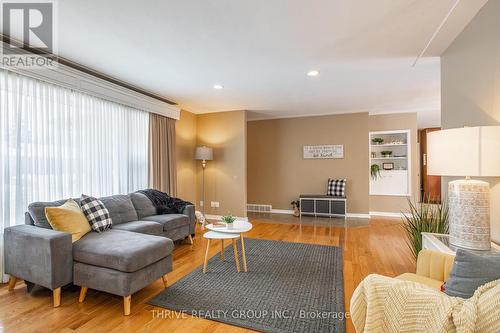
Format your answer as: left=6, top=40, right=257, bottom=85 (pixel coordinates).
left=270, top=209, right=294, bottom=215
left=249, top=207, right=408, bottom=220
left=1, top=42, right=180, bottom=119
left=370, top=129, right=411, bottom=136
left=247, top=108, right=430, bottom=122
left=369, top=193, right=411, bottom=197
left=252, top=208, right=370, bottom=219
left=369, top=211, right=405, bottom=218
left=346, top=213, right=370, bottom=219
left=205, top=214, right=249, bottom=222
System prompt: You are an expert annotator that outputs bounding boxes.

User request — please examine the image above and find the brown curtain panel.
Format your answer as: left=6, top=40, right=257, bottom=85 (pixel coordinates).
left=149, top=113, right=177, bottom=196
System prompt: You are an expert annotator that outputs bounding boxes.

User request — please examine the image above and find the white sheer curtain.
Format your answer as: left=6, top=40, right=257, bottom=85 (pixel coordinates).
left=0, top=69, right=149, bottom=282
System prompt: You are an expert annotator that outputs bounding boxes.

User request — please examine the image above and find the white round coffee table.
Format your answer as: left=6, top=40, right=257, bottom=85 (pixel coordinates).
left=203, top=231, right=241, bottom=273
left=204, top=220, right=252, bottom=272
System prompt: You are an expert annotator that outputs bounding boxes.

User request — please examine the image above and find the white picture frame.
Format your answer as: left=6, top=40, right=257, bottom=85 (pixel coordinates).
left=303, top=145, right=344, bottom=159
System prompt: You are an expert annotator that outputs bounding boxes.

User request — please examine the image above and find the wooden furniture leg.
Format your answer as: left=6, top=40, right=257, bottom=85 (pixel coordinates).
left=8, top=276, right=17, bottom=291
left=232, top=239, right=241, bottom=273
left=203, top=238, right=211, bottom=273
left=162, top=275, right=168, bottom=288
left=123, top=295, right=131, bottom=316
left=221, top=239, right=225, bottom=260
left=53, top=287, right=61, bottom=307
left=79, top=287, right=88, bottom=302
left=188, top=234, right=194, bottom=245
left=240, top=234, right=247, bottom=272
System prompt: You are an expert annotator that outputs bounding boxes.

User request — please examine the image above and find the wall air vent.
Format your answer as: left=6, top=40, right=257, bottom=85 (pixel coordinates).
left=247, top=204, right=272, bottom=213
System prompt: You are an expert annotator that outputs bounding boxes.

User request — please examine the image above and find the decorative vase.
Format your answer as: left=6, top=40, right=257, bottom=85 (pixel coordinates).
left=227, top=223, right=234, bottom=229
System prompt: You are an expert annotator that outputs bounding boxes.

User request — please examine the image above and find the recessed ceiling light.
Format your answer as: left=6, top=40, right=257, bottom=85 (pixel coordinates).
left=213, top=84, right=224, bottom=89
left=307, top=70, right=320, bottom=77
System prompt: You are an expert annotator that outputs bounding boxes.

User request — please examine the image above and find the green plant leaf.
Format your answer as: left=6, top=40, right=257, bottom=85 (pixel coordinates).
left=400, top=196, right=449, bottom=261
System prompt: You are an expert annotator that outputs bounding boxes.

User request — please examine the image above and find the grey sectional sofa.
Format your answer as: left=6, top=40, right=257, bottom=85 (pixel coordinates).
left=4, top=192, right=195, bottom=315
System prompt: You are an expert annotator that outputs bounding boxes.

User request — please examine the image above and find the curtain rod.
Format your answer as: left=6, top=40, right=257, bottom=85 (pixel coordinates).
left=0, top=34, right=177, bottom=106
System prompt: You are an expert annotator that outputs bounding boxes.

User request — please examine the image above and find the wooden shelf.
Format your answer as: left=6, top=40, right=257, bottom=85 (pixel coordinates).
left=371, top=157, right=407, bottom=160
left=369, top=130, right=411, bottom=196
left=370, top=143, right=407, bottom=147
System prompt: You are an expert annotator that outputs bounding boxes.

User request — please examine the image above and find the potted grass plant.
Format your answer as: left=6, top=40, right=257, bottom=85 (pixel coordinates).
left=401, top=196, right=449, bottom=261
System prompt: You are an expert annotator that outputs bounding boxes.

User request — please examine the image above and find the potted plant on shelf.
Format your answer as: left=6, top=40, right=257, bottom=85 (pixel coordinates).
left=220, top=214, right=237, bottom=229
left=291, top=200, right=300, bottom=217
left=381, top=150, right=392, bottom=158
left=371, top=164, right=381, bottom=180
left=371, top=137, right=384, bottom=145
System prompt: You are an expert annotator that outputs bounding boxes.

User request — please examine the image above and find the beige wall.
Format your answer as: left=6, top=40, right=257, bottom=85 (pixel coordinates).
left=441, top=0, right=500, bottom=243
left=247, top=113, right=370, bottom=214
left=175, top=110, right=197, bottom=204
left=196, top=111, right=247, bottom=217
left=369, top=113, right=419, bottom=213
left=179, top=110, right=417, bottom=217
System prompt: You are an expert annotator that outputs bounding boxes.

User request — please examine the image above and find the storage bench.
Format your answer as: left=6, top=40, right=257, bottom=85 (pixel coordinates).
left=299, top=195, right=346, bottom=218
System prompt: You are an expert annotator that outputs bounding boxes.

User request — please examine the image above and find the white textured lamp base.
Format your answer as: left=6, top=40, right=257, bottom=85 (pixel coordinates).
left=448, top=179, right=491, bottom=251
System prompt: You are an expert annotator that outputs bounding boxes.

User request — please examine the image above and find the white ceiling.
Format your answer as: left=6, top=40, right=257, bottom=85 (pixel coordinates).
left=14, top=1, right=492, bottom=127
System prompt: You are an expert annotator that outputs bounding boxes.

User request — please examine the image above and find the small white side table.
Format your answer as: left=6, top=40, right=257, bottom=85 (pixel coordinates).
left=422, top=232, right=500, bottom=255
left=205, top=220, right=252, bottom=272
left=203, top=231, right=241, bottom=273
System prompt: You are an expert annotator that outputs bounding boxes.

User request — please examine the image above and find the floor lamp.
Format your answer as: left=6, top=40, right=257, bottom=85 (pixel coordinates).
left=427, top=126, right=500, bottom=250
left=195, top=146, right=213, bottom=218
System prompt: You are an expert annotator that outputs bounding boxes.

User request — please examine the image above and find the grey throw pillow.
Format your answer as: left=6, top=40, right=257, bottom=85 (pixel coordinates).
left=444, top=249, right=500, bottom=298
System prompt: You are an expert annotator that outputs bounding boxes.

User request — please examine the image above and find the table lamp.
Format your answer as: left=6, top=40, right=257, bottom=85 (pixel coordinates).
left=427, top=126, right=500, bottom=250
left=195, top=146, right=213, bottom=216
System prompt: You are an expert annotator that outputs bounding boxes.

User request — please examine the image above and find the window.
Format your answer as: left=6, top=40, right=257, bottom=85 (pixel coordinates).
left=0, top=69, right=149, bottom=281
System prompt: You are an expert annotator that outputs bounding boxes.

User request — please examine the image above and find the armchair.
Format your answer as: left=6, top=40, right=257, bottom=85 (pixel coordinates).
left=396, top=249, right=455, bottom=290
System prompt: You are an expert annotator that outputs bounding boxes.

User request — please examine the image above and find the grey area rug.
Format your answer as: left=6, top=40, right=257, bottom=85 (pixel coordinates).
left=148, top=238, right=345, bottom=333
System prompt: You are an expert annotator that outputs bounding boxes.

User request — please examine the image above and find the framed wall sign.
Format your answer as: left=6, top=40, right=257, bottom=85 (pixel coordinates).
left=303, top=145, right=344, bottom=159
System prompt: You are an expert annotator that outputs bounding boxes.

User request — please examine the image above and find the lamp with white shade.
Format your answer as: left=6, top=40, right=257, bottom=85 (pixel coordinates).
left=427, top=126, right=500, bottom=250
left=195, top=146, right=213, bottom=216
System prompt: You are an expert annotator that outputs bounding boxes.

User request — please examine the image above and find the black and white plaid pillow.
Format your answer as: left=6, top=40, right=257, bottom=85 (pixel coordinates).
left=80, top=194, right=112, bottom=232
left=327, top=179, right=346, bottom=197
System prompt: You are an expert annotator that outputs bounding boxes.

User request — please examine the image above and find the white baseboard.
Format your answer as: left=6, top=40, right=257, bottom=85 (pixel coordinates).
left=207, top=211, right=403, bottom=220
left=270, top=209, right=294, bottom=214
left=369, top=211, right=405, bottom=218
left=346, top=213, right=370, bottom=219
left=205, top=214, right=249, bottom=222
left=251, top=209, right=370, bottom=219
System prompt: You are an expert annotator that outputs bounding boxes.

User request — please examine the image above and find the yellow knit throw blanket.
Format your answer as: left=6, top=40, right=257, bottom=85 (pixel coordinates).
left=351, top=274, right=500, bottom=333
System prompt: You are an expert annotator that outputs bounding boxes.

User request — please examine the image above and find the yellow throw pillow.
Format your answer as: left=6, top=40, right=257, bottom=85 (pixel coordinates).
left=45, top=199, right=91, bottom=242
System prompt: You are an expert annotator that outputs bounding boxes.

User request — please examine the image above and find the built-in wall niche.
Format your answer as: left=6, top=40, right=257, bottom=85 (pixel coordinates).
left=369, top=130, right=411, bottom=196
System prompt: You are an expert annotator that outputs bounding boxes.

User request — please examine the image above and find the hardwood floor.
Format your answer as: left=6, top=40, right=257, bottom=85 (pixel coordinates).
left=0, top=216, right=415, bottom=333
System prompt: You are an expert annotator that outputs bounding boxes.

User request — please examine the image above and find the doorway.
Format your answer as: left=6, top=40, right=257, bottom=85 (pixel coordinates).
left=419, top=128, right=441, bottom=203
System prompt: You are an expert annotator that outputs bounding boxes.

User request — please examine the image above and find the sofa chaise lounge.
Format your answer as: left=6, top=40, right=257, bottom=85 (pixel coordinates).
left=4, top=192, right=195, bottom=315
